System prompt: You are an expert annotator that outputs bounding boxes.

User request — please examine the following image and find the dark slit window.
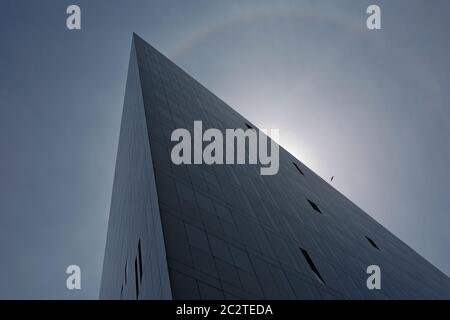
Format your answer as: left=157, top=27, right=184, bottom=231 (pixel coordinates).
left=307, top=199, right=322, bottom=214
left=293, top=162, right=304, bottom=176
left=366, top=236, right=380, bottom=250
left=300, top=248, right=325, bottom=284
left=134, top=257, right=139, bottom=299
left=138, top=240, right=143, bottom=282
left=125, top=261, right=128, bottom=285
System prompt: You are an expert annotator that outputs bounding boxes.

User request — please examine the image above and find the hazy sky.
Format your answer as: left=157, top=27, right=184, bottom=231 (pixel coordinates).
left=1, top=0, right=450, bottom=299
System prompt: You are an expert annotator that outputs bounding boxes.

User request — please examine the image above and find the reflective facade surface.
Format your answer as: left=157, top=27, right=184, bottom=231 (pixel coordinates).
left=100, top=34, right=450, bottom=299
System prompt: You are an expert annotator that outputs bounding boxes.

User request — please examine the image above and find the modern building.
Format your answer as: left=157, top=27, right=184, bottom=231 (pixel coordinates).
left=100, top=34, right=450, bottom=299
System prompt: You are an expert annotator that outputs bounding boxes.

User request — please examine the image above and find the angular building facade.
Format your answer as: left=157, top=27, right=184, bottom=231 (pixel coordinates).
left=100, top=34, right=450, bottom=299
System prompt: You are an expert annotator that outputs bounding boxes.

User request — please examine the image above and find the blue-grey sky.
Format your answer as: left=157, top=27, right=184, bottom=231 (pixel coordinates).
left=1, top=0, right=450, bottom=299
